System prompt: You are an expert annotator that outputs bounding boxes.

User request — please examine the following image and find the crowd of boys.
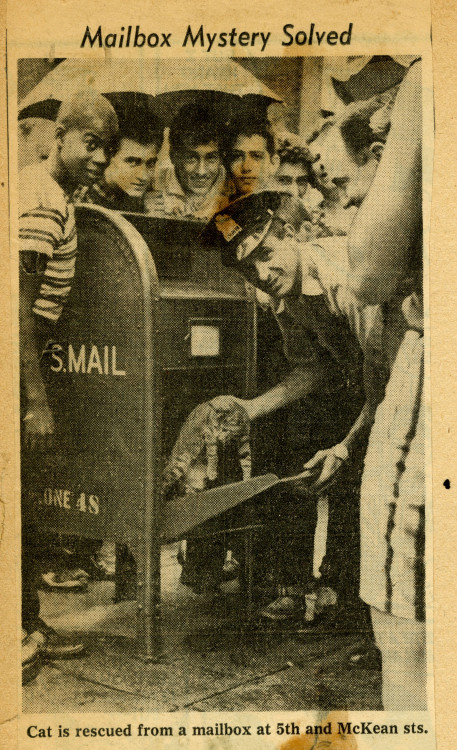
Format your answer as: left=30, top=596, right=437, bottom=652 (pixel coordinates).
left=20, top=59, right=425, bottom=711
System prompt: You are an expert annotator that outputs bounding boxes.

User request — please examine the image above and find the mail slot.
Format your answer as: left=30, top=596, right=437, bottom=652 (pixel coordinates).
left=189, top=320, right=222, bottom=358
left=21, top=205, right=257, bottom=658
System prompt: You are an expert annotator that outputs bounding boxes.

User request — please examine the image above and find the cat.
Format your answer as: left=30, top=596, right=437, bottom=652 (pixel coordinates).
left=162, top=397, right=252, bottom=499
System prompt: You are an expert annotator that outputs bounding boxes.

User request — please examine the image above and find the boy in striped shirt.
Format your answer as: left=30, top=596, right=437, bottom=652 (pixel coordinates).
left=20, top=90, right=118, bottom=677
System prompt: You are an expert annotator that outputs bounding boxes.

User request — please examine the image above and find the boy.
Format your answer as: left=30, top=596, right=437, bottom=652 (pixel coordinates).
left=225, top=114, right=277, bottom=199
left=20, top=90, right=118, bottom=680
left=147, top=101, right=227, bottom=220
left=272, top=143, right=313, bottom=203
left=82, top=103, right=164, bottom=212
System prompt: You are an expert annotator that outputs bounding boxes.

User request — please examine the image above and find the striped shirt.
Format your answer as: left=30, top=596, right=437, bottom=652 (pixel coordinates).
left=19, top=163, right=77, bottom=323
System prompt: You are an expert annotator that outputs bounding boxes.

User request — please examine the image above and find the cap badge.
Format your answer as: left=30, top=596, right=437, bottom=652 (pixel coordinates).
left=214, top=213, right=243, bottom=243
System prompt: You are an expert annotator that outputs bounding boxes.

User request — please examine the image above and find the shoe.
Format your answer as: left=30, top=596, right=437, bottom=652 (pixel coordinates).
left=29, top=620, right=86, bottom=660
left=22, top=628, right=43, bottom=664
left=92, top=542, right=116, bottom=579
left=41, top=571, right=88, bottom=591
left=22, top=628, right=43, bottom=685
left=41, top=632, right=86, bottom=660
left=219, top=577, right=241, bottom=595
left=222, top=551, right=240, bottom=581
left=259, top=595, right=303, bottom=621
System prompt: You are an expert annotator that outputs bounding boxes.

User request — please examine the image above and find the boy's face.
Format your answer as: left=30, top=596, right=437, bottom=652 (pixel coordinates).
left=311, top=123, right=379, bottom=209
left=229, top=134, right=273, bottom=196
left=273, top=162, right=309, bottom=200
left=173, top=138, right=222, bottom=197
left=58, top=116, right=115, bottom=186
left=18, top=118, right=55, bottom=171
left=104, top=138, right=159, bottom=198
left=238, top=227, right=300, bottom=298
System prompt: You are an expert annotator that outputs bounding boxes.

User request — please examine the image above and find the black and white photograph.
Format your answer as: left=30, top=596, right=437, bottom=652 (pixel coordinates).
left=16, top=53, right=427, bottom=720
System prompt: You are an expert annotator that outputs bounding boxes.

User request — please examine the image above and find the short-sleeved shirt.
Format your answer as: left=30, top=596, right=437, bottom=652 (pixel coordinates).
left=19, top=163, right=77, bottom=323
left=267, top=236, right=378, bottom=391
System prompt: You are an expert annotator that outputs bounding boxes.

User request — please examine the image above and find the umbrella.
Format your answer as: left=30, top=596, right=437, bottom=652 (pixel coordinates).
left=20, top=58, right=281, bottom=125
left=328, top=56, right=409, bottom=105
left=18, top=98, right=62, bottom=122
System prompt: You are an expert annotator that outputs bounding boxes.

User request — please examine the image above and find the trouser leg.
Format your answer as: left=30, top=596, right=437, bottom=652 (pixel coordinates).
left=370, top=605, right=426, bottom=710
left=22, top=524, right=41, bottom=633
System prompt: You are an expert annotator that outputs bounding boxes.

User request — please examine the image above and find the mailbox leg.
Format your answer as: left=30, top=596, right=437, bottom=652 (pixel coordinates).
left=137, top=538, right=162, bottom=662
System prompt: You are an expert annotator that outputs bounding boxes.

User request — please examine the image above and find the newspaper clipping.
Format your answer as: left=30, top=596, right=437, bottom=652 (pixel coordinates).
left=2, top=0, right=441, bottom=747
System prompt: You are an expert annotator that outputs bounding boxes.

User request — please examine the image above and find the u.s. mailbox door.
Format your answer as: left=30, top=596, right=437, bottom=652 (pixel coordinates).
left=21, top=205, right=161, bottom=569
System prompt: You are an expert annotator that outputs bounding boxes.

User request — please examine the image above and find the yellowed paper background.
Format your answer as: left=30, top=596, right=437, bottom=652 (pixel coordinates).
left=1, top=0, right=456, bottom=746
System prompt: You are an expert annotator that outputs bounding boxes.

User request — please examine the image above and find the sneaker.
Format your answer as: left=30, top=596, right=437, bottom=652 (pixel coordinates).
left=29, top=620, right=86, bottom=660
left=93, top=542, right=116, bottom=578
left=22, top=629, right=42, bottom=685
left=41, top=571, right=88, bottom=591
left=259, top=595, right=303, bottom=621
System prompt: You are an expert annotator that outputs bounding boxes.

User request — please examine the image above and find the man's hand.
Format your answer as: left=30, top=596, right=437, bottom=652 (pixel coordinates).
left=209, top=395, right=255, bottom=421
left=301, top=446, right=347, bottom=493
left=22, top=397, right=55, bottom=452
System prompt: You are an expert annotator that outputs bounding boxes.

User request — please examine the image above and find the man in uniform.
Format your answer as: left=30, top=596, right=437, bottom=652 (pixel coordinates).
left=201, top=190, right=377, bottom=618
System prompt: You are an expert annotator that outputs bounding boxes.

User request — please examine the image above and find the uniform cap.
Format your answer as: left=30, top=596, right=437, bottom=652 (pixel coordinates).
left=201, top=191, right=309, bottom=267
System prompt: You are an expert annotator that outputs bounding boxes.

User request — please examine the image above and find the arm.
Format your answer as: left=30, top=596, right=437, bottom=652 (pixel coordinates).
left=302, top=401, right=374, bottom=493
left=214, top=361, right=333, bottom=422
left=348, top=61, right=422, bottom=305
left=20, top=263, right=54, bottom=450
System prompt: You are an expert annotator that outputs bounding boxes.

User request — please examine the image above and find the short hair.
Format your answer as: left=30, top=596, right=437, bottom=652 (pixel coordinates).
left=56, top=89, right=118, bottom=138
left=276, top=142, right=320, bottom=191
left=267, top=193, right=310, bottom=239
left=169, top=102, right=224, bottom=154
left=225, top=114, right=276, bottom=161
left=114, top=113, right=164, bottom=152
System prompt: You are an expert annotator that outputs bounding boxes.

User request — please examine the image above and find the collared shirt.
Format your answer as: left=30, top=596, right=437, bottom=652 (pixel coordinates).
left=266, top=236, right=378, bottom=390
left=76, top=181, right=146, bottom=213
left=145, top=165, right=229, bottom=221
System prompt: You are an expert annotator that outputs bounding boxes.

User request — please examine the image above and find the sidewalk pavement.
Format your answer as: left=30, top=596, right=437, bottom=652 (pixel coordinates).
left=23, top=544, right=382, bottom=713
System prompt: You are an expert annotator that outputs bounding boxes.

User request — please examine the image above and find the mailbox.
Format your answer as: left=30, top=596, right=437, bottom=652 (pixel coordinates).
left=21, top=205, right=257, bottom=659
left=123, top=212, right=256, bottom=467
